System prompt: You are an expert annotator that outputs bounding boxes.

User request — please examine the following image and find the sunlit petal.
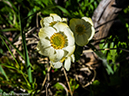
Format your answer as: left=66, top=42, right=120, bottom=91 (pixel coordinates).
left=82, top=17, right=93, bottom=26
left=64, top=57, right=71, bottom=71
left=63, top=27, right=75, bottom=46
left=50, top=14, right=62, bottom=21
left=40, top=17, right=53, bottom=27
left=51, top=61, right=62, bottom=68
left=53, top=22, right=68, bottom=32
left=88, top=27, right=95, bottom=40
left=49, top=49, right=64, bottom=62
left=39, top=27, right=56, bottom=39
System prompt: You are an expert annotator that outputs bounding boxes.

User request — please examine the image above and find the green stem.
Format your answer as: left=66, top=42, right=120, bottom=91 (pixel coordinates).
left=18, top=7, right=33, bottom=84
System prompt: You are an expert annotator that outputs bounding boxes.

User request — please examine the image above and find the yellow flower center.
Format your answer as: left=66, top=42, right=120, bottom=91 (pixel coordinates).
left=75, top=24, right=86, bottom=35
left=49, top=21, right=57, bottom=26
left=50, top=32, right=68, bottom=49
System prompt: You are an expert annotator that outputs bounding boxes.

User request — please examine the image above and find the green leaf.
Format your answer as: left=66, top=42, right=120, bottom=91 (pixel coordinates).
left=92, top=80, right=100, bottom=86
left=0, top=65, right=9, bottom=81
left=0, top=88, right=3, bottom=93
left=54, top=83, right=64, bottom=90
left=0, top=63, right=17, bottom=70
left=56, top=6, right=71, bottom=17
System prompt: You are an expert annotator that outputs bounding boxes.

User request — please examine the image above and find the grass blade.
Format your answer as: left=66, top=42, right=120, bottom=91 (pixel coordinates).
left=0, top=34, right=25, bottom=59
left=0, top=35, right=20, bottom=69
left=0, top=65, right=9, bottom=81
left=0, top=63, right=30, bottom=85
left=0, top=28, right=19, bottom=32
left=18, top=7, right=33, bottom=84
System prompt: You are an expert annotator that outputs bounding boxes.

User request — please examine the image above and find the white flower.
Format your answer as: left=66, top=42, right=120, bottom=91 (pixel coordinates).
left=37, top=22, right=75, bottom=71
left=40, top=13, right=67, bottom=27
left=69, top=17, right=95, bottom=46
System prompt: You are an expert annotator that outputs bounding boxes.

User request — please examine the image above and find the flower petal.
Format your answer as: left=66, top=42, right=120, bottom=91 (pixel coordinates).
left=64, top=57, right=71, bottom=71
left=51, top=61, right=62, bottom=68
left=62, top=18, right=67, bottom=23
left=76, top=34, right=89, bottom=46
left=37, top=41, right=55, bottom=56
left=69, top=18, right=81, bottom=32
left=40, top=17, right=53, bottom=27
left=50, top=14, right=62, bottom=22
left=38, top=27, right=56, bottom=48
left=88, top=26, right=95, bottom=40
left=49, top=49, right=65, bottom=62
left=63, top=27, right=75, bottom=46
left=84, top=27, right=92, bottom=39
left=53, top=22, right=68, bottom=32
left=63, top=45, right=75, bottom=57
left=39, top=27, right=56, bottom=39
left=83, top=21, right=92, bottom=30
left=39, top=38, right=51, bottom=49
left=43, top=46, right=55, bottom=56
left=37, top=41, right=44, bottom=55
left=82, top=17, right=93, bottom=26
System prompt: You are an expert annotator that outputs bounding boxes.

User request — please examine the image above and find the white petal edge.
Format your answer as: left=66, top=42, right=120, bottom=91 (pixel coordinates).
left=64, top=57, right=71, bottom=71
left=62, top=18, right=67, bottom=23
left=82, top=17, right=93, bottom=26
left=39, top=38, right=51, bottom=49
left=42, top=46, right=55, bottom=57
left=53, top=22, right=68, bottom=32
left=63, top=45, right=75, bottom=57
left=51, top=61, right=62, bottom=68
left=49, top=49, right=65, bottom=62
left=88, top=26, right=95, bottom=41
left=41, top=17, right=53, bottom=27
left=63, top=27, right=75, bottom=46
left=39, top=27, right=56, bottom=39
left=50, top=14, right=62, bottom=22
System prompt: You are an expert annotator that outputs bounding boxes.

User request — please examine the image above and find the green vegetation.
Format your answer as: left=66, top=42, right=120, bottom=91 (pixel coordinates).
left=0, top=0, right=129, bottom=95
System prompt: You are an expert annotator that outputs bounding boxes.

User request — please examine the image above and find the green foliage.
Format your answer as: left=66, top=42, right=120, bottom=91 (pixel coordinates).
left=99, top=38, right=119, bottom=74
left=65, top=0, right=101, bottom=18
left=124, top=5, right=129, bottom=13
left=69, top=78, right=79, bottom=93
left=53, top=78, right=79, bottom=96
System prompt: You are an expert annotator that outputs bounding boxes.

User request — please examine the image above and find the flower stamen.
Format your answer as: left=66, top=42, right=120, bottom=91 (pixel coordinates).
left=49, top=21, right=57, bottom=26
left=75, top=24, right=86, bottom=35
left=50, top=32, right=68, bottom=49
